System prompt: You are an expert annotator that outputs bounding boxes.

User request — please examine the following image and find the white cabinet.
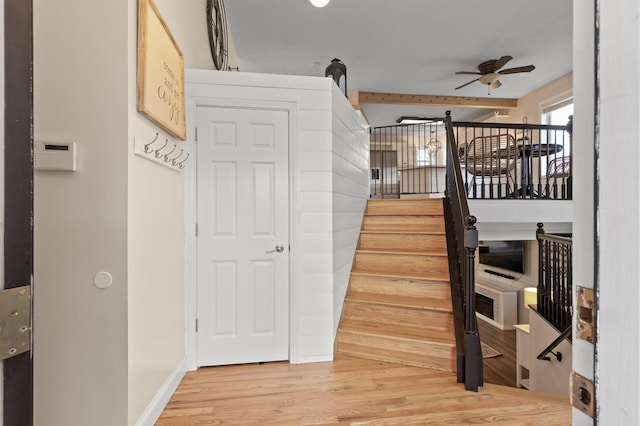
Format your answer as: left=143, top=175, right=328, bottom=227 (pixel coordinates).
left=515, top=324, right=531, bottom=389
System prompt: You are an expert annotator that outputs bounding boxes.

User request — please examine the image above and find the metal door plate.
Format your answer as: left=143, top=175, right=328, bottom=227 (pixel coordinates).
left=570, top=371, right=595, bottom=418
left=576, top=286, right=595, bottom=343
left=0, top=285, right=31, bottom=360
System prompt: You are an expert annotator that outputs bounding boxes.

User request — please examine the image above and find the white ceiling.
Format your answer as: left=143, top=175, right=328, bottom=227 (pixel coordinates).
left=224, top=0, right=573, bottom=127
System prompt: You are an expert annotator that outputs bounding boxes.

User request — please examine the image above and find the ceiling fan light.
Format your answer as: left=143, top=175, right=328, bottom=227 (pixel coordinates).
left=310, top=0, right=330, bottom=7
left=479, top=73, right=500, bottom=85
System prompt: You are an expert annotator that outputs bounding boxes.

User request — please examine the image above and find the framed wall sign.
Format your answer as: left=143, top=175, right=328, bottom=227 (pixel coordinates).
left=137, top=0, right=186, bottom=140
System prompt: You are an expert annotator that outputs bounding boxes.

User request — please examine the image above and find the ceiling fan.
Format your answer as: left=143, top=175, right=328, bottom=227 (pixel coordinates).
left=454, top=56, right=535, bottom=93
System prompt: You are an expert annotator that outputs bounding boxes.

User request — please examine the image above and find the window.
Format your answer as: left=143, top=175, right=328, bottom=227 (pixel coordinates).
left=542, top=101, right=573, bottom=126
left=541, top=99, right=573, bottom=175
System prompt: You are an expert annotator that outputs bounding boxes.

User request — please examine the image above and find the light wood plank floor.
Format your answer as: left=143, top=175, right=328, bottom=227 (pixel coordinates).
left=157, top=355, right=570, bottom=425
left=478, top=318, right=517, bottom=388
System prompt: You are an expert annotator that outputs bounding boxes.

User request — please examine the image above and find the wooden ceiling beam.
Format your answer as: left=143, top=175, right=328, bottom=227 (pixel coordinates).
left=358, top=92, right=518, bottom=109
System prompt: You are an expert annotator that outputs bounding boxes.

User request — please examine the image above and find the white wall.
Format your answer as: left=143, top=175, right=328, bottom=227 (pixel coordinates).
left=154, top=0, right=238, bottom=71
left=506, top=73, right=573, bottom=125
left=184, top=70, right=369, bottom=365
left=34, top=0, right=213, bottom=424
left=596, top=0, right=640, bottom=423
left=33, top=1, right=130, bottom=425
left=126, top=0, right=199, bottom=423
left=528, top=309, right=572, bottom=396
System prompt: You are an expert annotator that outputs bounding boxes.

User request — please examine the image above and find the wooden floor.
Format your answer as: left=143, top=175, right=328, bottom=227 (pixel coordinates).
left=157, top=355, right=570, bottom=425
left=478, top=318, right=517, bottom=388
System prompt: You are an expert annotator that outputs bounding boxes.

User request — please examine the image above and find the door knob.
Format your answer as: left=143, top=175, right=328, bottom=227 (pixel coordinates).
left=266, top=244, right=285, bottom=254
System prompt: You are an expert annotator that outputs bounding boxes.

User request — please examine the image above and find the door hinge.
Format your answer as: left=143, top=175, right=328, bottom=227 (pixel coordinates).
left=195, top=127, right=198, bottom=142
left=195, top=223, right=199, bottom=236
left=195, top=319, right=198, bottom=332
left=0, top=286, right=31, bottom=360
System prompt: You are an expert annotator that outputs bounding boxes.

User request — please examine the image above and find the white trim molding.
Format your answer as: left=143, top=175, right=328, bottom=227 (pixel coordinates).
left=134, top=357, right=187, bottom=426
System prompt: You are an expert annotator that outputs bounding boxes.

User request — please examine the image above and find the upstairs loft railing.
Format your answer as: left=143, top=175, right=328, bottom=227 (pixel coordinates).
left=455, top=118, right=572, bottom=200
left=370, top=120, right=447, bottom=198
left=535, top=223, right=572, bottom=364
left=442, top=111, right=483, bottom=392
left=369, top=117, right=572, bottom=200
left=535, top=223, right=573, bottom=332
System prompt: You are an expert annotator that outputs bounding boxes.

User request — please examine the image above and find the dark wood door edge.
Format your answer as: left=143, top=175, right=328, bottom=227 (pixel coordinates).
left=4, top=0, right=34, bottom=425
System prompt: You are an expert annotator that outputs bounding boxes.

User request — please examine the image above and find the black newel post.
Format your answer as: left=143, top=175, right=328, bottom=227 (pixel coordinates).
left=566, top=116, right=573, bottom=199
left=464, top=215, right=482, bottom=391
left=536, top=223, right=545, bottom=310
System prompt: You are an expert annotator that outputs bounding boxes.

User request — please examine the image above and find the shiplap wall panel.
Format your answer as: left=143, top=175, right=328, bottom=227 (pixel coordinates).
left=299, top=130, right=333, bottom=151
left=186, top=70, right=368, bottom=364
left=330, top=84, right=370, bottom=334
left=299, top=172, right=333, bottom=192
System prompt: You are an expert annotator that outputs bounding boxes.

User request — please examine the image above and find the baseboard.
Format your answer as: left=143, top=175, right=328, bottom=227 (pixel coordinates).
left=296, top=354, right=334, bottom=364
left=134, top=357, right=187, bottom=426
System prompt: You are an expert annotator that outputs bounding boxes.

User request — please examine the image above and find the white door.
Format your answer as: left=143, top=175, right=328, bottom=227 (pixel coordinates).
left=196, top=106, right=289, bottom=366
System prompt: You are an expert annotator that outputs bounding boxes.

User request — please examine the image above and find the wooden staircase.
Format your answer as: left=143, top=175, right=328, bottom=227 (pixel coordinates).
left=336, top=198, right=457, bottom=372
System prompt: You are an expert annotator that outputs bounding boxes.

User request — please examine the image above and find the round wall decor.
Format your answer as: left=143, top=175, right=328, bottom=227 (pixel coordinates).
left=206, top=0, right=229, bottom=70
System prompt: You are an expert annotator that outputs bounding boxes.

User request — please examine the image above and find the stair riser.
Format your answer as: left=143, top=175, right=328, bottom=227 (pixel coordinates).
left=358, top=233, right=447, bottom=252
left=365, top=200, right=444, bottom=216
left=362, top=216, right=445, bottom=233
left=348, top=275, right=449, bottom=299
left=343, top=302, right=454, bottom=332
left=353, top=253, right=449, bottom=280
left=337, top=332, right=456, bottom=372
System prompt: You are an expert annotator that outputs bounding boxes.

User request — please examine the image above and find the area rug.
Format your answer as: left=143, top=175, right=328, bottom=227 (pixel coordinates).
left=481, top=342, right=503, bottom=358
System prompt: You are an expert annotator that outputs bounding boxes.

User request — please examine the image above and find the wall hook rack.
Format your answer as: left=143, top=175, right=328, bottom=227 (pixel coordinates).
left=154, top=139, right=170, bottom=158
left=133, top=135, right=187, bottom=172
left=163, top=144, right=177, bottom=162
left=169, top=149, right=184, bottom=165
left=143, top=133, right=160, bottom=153
left=176, top=153, right=189, bottom=169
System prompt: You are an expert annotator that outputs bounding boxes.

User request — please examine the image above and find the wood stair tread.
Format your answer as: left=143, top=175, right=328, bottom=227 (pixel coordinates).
left=350, top=271, right=449, bottom=283
left=359, top=230, right=446, bottom=235
left=345, top=292, right=452, bottom=312
left=365, top=200, right=444, bottom=216
left=363, top=214, right=444, bottom=218
left=338, top=319, right=455, bottom=346
left=351, top=264, right=449, bottom=280
left=356, top=248, right=447, bottom=256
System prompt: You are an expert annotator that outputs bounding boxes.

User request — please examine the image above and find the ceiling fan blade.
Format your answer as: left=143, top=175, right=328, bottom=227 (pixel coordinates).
left=499, top=65, right=536, bottom=74
left=455, top=78, right=480, bottom=90
left=493, top=55, right=513, bottom=70
left=455, top=71, right=481, bottom=75
left=491, top=80, right=502, bottom=89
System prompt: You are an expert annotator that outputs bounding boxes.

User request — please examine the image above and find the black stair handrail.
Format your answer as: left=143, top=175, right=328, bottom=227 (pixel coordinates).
left=536, top=223, right=573, bottom=332
left=537, top=324, right=572, bottom=362
left=443, top=111, right=482, bottom=392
